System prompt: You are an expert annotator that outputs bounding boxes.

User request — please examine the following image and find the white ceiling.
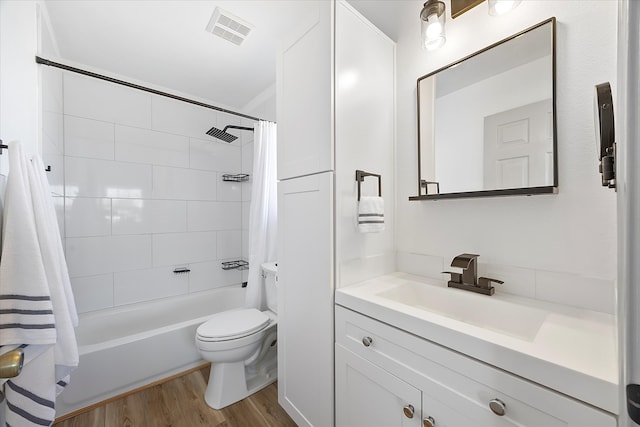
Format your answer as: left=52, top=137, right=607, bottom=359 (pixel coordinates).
left=43, top=0, right=413, bottom=111
left=43, top=1, right=314, bottom=110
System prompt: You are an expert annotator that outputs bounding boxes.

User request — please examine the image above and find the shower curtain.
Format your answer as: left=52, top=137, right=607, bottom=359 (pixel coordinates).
left=245, top=121, right=277, bottom=310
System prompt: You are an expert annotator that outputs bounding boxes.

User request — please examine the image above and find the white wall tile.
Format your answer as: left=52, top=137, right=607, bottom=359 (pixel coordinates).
left=242, top=201, right=250, bottom=230
left=43, top=111, right=63, bottom=153
left=216, top=178, right=241, bottom=202
left=115, top=125, right=189, bottom=167
left=42, top=67, right=63, bottom=114
left=187, top=201, right=241, bottom=232
left=241, top=141, right=254, bottom=174
left=339, top=253, right=396, bottom=288
left=217, top=230, right=242, bottom=259
left=478, top=263, right=536, bottom=299
left=64, top=73, right=151, bottom=128
left=65, top=157, right=152, bottom=198
left=188, top=260, right=242, bottom=293
left=52, top=196, right=65, bottom=240
left=152, top=231, right=217, bottom=267
left=64, top=115, right=114, bottom=160
left=147, top=200, right=188, bottom=233
left=189, top=137, right=241, bottom=172
left=66, top=235, right=152, bottom=277
left=151, top=95, right=217, bottom=140
left=395, top=252, right=444, bottom=281
left=65, top=197, right=111, bottom=238
left=535, top=270, right=615, bottom=314
left=242, top=229, right=249, bottom=260
left=112, top=199, right=187, bottom=235
left=71, top=274, right=114, bottom=313
left=152, top=166, right=217, bottom=200
left=114, top=266, right=189, bottom=306
left=242, top=181, right=252, bottom=202
left=42, top=140, right=64, bottom=196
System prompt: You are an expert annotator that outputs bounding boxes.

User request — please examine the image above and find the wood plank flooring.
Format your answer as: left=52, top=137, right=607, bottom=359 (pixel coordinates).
left=53, top=365, right=297, bottom=427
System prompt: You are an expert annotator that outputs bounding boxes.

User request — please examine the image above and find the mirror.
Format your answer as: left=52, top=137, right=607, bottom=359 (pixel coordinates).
left=412, top=18, right=556, bottom=200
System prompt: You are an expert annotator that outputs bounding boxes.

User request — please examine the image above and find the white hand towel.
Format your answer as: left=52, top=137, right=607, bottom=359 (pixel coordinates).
left=358, top=196, right=385, bottom=233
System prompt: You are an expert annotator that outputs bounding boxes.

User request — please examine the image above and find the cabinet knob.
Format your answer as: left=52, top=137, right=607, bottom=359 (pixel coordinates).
left=362, top=336, right=373, bottom=347
left=423, top=416, right=436, bottom=427
left=489, top=398, right=506, bottom=416
left=403, top=404, right=415, bottom=419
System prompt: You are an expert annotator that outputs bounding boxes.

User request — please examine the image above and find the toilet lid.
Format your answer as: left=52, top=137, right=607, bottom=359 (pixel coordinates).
left=197, top=308, right=270, bottom=340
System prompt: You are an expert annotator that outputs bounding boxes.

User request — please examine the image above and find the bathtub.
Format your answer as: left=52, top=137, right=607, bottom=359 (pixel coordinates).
left=56, top=286, right=246, bottom=417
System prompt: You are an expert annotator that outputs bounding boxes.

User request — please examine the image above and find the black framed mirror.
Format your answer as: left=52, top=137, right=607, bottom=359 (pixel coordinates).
left=410, top=18, right=557, bottom=200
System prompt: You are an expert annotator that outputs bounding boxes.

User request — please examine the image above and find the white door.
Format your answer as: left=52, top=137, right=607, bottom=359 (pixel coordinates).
left=336, top=345, right=422, bottom=427
left=483, top=99, right=553, bottom=190
left=277, top=172, right=334, bottom=427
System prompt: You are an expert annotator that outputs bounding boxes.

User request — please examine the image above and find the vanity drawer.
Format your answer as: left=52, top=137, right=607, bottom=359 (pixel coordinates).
left=335, top=305, right=616, bottom=427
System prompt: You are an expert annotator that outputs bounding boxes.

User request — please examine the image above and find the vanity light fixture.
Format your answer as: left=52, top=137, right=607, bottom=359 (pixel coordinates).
left=488, top=0, right=522, bottom=16
left=420, top=0, right=446, bottom=51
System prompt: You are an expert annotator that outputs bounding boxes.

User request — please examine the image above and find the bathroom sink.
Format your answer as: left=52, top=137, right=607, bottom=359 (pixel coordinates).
left=377, top=281, right=547, bottom=341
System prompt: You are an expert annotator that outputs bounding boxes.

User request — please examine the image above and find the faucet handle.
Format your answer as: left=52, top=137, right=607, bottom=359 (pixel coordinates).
left=442, top=271, right=462, bottom=284
left=478, top=277, right=504, bottom=290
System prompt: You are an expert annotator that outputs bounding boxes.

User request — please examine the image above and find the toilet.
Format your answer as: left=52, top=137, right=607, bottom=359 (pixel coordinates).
left=195, top=262, right=278, bottom=409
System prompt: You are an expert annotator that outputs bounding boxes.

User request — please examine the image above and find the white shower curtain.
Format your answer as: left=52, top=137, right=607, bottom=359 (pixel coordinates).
left=245, top=121, right=277, bottom=309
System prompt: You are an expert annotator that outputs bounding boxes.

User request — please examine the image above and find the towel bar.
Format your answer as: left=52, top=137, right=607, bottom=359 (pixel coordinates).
left=355, top=170, right=382, bottom=201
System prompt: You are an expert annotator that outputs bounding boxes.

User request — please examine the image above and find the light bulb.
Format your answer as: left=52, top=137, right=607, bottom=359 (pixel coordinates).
left=425, top=13, right=443, bottom=39
left=424, top=35, right=445, bottom=51
left=420, top=0, right=446, bottom=51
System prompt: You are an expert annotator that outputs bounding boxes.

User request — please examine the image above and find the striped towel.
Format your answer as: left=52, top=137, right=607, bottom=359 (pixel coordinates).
left=0, top=142, right=58, bottom=426
left=358, top=196, right=385, bottom=233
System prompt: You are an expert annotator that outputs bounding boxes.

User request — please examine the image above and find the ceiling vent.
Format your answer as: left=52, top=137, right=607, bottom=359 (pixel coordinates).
left=205, top=7, right=253, bottom=46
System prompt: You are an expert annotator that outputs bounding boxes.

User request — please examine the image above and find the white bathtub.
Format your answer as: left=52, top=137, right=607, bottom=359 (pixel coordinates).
left=56, top=286, right=246, bottom=417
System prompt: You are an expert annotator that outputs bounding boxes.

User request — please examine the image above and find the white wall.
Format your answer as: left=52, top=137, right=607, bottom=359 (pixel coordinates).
left=243, top=84, right=276, bottom=123
left=0, top=0, right=41, bottom=174
left=58, top=71, right=251, bottom=313
left=395, top=1, right=617, bottom=313
left=336, top=2, right=396, bottom=287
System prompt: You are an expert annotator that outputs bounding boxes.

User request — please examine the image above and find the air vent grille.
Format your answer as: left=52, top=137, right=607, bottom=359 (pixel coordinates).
left=206, top=7, right=253, bottom=46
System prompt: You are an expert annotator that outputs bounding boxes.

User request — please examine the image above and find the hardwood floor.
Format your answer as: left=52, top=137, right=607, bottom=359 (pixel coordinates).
left=53, top=365, right=297, bottom=427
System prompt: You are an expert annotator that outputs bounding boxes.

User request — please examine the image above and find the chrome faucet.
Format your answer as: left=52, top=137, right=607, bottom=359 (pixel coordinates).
left=443, top=253, right=504, bottom=296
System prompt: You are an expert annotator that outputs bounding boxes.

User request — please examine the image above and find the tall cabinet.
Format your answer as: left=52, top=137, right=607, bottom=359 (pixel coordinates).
left=276, top=1, right=334, bottom=427
left=277, top=2, right=395, bottom=426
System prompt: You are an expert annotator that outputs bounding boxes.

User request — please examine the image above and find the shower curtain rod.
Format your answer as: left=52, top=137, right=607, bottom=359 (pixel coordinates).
left=35, top=56, right=266, bottom=122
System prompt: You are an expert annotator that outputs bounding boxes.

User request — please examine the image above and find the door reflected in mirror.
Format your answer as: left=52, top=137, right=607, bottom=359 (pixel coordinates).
left=413, top=18, right=556, bottom=200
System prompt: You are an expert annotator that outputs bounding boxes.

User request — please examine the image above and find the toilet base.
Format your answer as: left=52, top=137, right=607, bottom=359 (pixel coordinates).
left=204, top=358, right=277, bottom=410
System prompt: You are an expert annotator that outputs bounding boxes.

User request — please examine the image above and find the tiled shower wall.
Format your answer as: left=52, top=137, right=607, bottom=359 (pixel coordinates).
left=45, top=70, right=253, bottom=314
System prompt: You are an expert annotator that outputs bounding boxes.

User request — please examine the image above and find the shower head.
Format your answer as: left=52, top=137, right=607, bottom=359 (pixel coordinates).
left=206, top=125, right=254, bottom=143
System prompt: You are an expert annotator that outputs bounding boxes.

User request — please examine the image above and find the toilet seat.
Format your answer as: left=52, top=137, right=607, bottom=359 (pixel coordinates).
left=197, top=309, right=270, bottom=342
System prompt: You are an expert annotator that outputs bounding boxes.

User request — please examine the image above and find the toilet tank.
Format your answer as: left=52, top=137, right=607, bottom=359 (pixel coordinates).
left=261, top=262, right=278, bottom=313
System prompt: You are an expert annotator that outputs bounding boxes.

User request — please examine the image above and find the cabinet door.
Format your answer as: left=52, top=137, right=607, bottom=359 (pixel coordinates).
left=276, top=1, right=333, bottom=180
left=336, top=345, right=421, bottom=427
left=277, top=173, right=334, bottom=427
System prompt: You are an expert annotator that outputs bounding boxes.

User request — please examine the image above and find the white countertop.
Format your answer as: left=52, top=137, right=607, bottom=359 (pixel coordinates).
left=335, top=272, right=619, bottom=414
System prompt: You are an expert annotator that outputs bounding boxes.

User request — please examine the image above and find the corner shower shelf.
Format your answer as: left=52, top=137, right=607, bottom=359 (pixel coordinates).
left=221, top=260, right=249, bottom=271
left=222, top=173, right=250, bottom=182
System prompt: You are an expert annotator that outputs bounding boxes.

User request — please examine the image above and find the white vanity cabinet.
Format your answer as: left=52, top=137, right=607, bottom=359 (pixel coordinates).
left=335, top=305, right=617, bottom=427
left=336, top=345, right=421, bottom=427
